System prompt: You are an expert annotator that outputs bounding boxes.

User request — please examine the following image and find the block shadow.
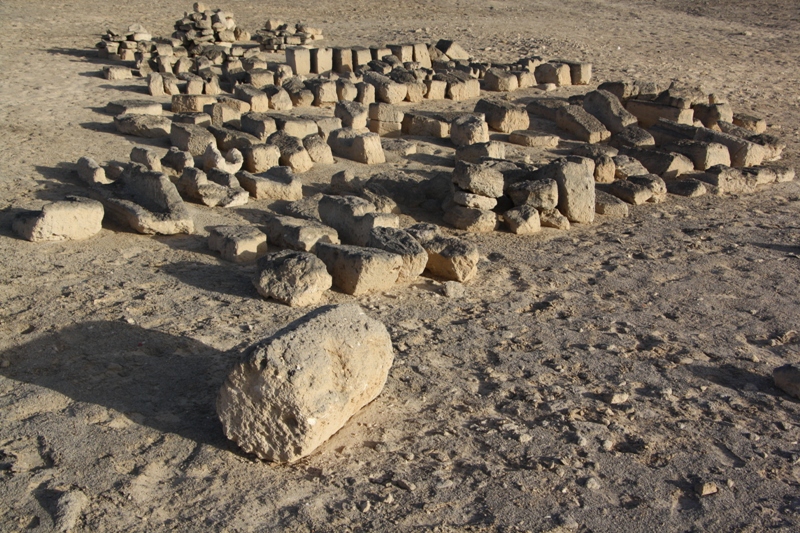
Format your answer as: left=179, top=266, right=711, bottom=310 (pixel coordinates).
left=0, top=321, right=241, bottom=449
left=157, top=259, right=260, bottom=300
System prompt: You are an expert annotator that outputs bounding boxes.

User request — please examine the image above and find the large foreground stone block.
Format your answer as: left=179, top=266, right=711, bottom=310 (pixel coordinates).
left=13, top=196, right=104, bottom=242
left=316, top=243, right=402, bottom=295
left=217, top=304, right=394, bottom=462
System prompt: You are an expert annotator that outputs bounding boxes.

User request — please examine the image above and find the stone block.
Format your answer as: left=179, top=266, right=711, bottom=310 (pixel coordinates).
left=539, top=209, right=570, bottom=230
left=452, top=160, right=504, bottom=198
left=364, top=72, right=408, bottom=104
left=424, top=79, right=447, bottom=100
left=474, top=99, right=529, bottom=133
left=535, top=63, right=571, bottom=86
left=504, top=205, right=541, bottom=234
left=455, top=141, right=505, bottom=164
left=412, top=43, right=432, bottom=68
left=356, top=82, right=376, bottom=105
left=582, top=89, right=637, bottom=134
left=286, top=46, right=311, bottom=75
left=508, top=130, right=559, bottom=148
left=536, top=157, right=595, bottom=223
left=693, top=103, right=733, bottom=129
left=247, top=69, right=275, bottom=88
left=130, top=146, right=161, bottom=171
left=655, top=83, right=707, bottom=109
left=484, top=68, right=519, bottom=92
left=594, top=189, right=629, bottom=217
left=262, top=85, right=293, bottom=111
left=107, top=100, right=162, bottom=116
left=605, top=179, right=653, bottom=205
left=402, top=113, right=451, bottom=138
left=613, top=155, right=649, bottom=180
left=268, top=131, right=314, bottom=173
left=236, top=167, right=303, bottom=200
left=664, top=140, right=731, bottom=170
left=234, top=84, right=270, bottom=112
left=305, top=78, right=338, bottom=106
left=332, top=47, right=354, bottom=73
left=435, top=40, right=470, bottom=60
left=626, top=99, right=694, bottom=128
left=665, top=177, right=707, bottom=197
left=507, top=179, right=558, bottom=210
left=203, top=145, right=243, bottom=174
left=420, top=235, right=479, bottom=282
left=733, top=113, right=767, bottom=134
left=243, top=144, right=281, bottom=173
left=555, top=105, right=610, bottom=144
left=176, top=168, right=249, bottom=208
left=264, top=214, right=339, bottom=252
left=432, top=72, right=480, bottom=101
left=303, top=134, right=335, bottom=165
left=208, top=225, right=267, bottom=263
left=253, top=251, right=332, bottom=307
left=316, top=243, right=402, bottom=295
left=444, top=205, right=497, bottom=232
left=526, top=98, right=569, bottom=121
left=366, top=227, right=427, bottom=282
left=336, top=79, right=358, bottom=101
left=609, top=125, right=655, bottom=149
left=327, top=129, right=386, bottom=164
left=161, top=147, right=194, bottom=173
left=450, top=114, right=490, bottom=147
left=76, top=157, right=112, bottom=185
left=104, top=66, right=133, bottom=80
left=13, top=196, right=104, bottom=242
left=563, top=61, right=592, bottom=85
left=695, top=165, right=758, bottom=194
left=217, top=304, right=393, bottom=462
left=310, top=47, right=333, bottom=74
left=209, top=126, right=261, bottom=152
left=170, top=123, right=216, bottom=156
left=628, top=173, right=667, bottom=202
left=694, top=128, right=765, bottom=168
left=334, top=101, right=368, bottom=129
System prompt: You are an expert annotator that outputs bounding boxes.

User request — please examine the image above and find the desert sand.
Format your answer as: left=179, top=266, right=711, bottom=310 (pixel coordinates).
left=1, top=0, right=800, bottom=531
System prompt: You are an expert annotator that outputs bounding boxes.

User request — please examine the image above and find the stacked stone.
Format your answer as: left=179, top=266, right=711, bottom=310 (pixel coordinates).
left=96, top=24, right=153, bottom=62
left=171, top=4, right=251, bottom=49
left=443, top=161, right=504, bottom=232
left=255, top=20, right=324, bottom=51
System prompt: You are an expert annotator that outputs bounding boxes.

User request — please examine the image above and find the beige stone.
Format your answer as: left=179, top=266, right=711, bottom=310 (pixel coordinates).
left=208, top=225, right=267, bottom=263
left=253, top=251, right=332, bottom=307
left=13, top=196, right=104, bottom=242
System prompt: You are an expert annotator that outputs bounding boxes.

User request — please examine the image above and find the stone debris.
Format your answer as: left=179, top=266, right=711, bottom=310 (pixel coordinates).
left=236, top=167, right=302, bottom=200
left=77, top=156, right=113, bottom=185
left=208, top=225, right=267, bottom=263
left=450, top=114, right=490, bottom=147
left=175, top=167, right=249, bottom=207
left=253, top=250, right=332, bottom=307
left=217, top=304, right=391, bottom=463
left=13, top=196, right=104, bottom=242
left=130, top=146, right=162, bottom=172
left=327, top=129, right=386, bottom=164
left=366, top=227, right=428, bottom=282
left=594, top=189, right=630, bottom=218
left=114, top=114, right=172, bottom=138
left=503, top=205, right=541, bottom=235
left=474, top=99, right=529, bottom=133
left=414, top=234, right=480, bottom=282
left=316, top=243, right=402, bottom=295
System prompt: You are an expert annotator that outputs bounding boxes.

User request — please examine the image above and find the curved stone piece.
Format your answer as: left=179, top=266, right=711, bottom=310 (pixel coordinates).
left=217, top=304, right=394, bottom=462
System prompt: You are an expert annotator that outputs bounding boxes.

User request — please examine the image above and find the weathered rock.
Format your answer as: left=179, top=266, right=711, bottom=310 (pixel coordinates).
left=208, top=225, right=267, bottom=263
left=242, top=144, right=281, bottom=173
left=170, top=123, right=216, bottom=156
left=450, top=114, right=490, bottom=147
left=316, top=243, right=402, bottom=295
left=694, top=128, right=765, bottom=168
left=253, top=251, right=332, bottom=307
left=236, top=167, right=303, bottom=200
left=130, top=146, right=162, bottom=172
left=507, top=179, right=558, bottom=210
left=444, top=205, right=497, bottom=232
left=655, top=82, right=707, bottom=109
left=628, top=173, right=667, bottom=202
left=176, top=168, right=249, bottom=207
left=217, top=304, right=394, bottom=462
left=733, top=113, right=767, bottom=134
left=535, top=62, right=571, bottom=86
left=536, top=157, right=596, bottom=223
left=526, top=97, right=569, bottom=121
left=620, top=147, right=694, bottom=179
left=503, top=205, right=541, bottom=234
left=484, top=68, right=519, bottom=92
left=695, top=165, right=758, bottom=194
left=626, top=99, right=694, bottom=128
left=593, top=154, right=616, bottom=183
left=234, top=84, right=270, bottom=112
left=455, top=141, right=505, bottom=164
left=107, top=99, right=162, bottom=116
left=284, top=193, right=324, bottom=222
left=508, top=130, right=559, bottom=148
left=202, top=145, right=243, bottom=174
left=405, top=222, right=441, bottom=243
left=268, top=131, right=314, bottom=173
left=420, top=235, right=480, bottom=282
left=302, top=134, right=335, bottom=165
left=13, top=196, right=104, bottom=242
left=334, top=101, right=368, bottom=129
left=435, top=40, right=470, bottom=60
left=366, top=227, right=427, bottom=282
left=664, top=140, right=731, bottom=170
left=665, top=177, right=707, bottom=197
left=161, top=147, right=194, bottom=174
left=613, top=155, right=649, bottom=179
left=452, top=188, right=498, bottom=210
left=693, top=103, right=734, bottom=129
left=263, top=214, right=339, bottom=252
left=172, top=94, right=217, bottom=114
left=474, top=99, right=529, bottom=133
left=77, top=156, right=112, bottom=185
left=606, top=179, right=653, bottom=204
left=582, top=89, right=638, bottom=134
left=555, top=105, right=610, bottom=144
left=114, top=114, right=172, bottom=138
left=609, top=125, right=655, bottom=149
left=240, top=112, right=278, bottom=142
left=539, top=208, right=570, bottom=230
left=452, top=161, right=504, bottom=198
left=773, top=364, right=800, bottom=399
left=327, top=129, right=386, bottom=164
left=594, top=189, right=629, bottom=217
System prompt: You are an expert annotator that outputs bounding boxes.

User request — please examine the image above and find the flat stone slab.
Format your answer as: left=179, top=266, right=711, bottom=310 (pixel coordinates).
left=13, top=196, right=104, bottom=242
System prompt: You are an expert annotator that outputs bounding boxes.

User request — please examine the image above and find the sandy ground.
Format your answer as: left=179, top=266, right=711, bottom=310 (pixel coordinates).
left=1, top=0, right=800, bottom=531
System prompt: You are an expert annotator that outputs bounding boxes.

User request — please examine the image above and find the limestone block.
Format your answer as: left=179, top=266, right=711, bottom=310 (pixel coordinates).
left=664, top=140, right=731, bottom=170
left=621, top=146, right=694, bottom=179
left=327, top=129, right=386, bottom=164
left=609, top=125, right=656, bottom=149
left=606, top=179, right=653, bottom=205
left=412, top=43, right=432, bottom=68
left=665, top=178, right=707, bottom=197
left=303, top=134, right=335, bottom=164
left=130, top=146, right=161, bottom=171
left=336, top=79, right=358, bottom=101
left=268, top=131, right=314, bottom=173
left=286, top=46, right=311, bottom=75
left=305, top=78, right=338, bottom=106
left=535, top=63, right=571, bottom=86
left=443, top=205, right=497, bottom=232
left=694, top=128, right=765, bottom=168
left=628, top=173, right=667, bottom=203
left=332, top=47, right=354, bottom=73
left=176, top=168, right=249, bottom=208
left=366, top=227, right=427, bottom=282
left=613, top=155, right=649, bottom=180
left=626, top=99, right=694, bottom=129
left=77, top=157, right=112, bottom=185
left=555, top=105, right=611, bottom=144
left=161, top=147, right=194, bottom=173
left=316, top=243, right=402, bottom=295
left=563, top=61, right=592, bottom=85
left=107, top=100, right=162, bottom=116
left=217, top=304, right=393, bottom=462
left=310, top=47, right=333, bottom=74
left=539, top=209, right=571, bottom=230
left=594, top=189, right=629, bottom=217
left=236, top=167, right=303, bottom=200
left=452, top=161, right=504, bottom=198
left=104, top=66, right=133, bottom=80
left=435, top=40, right=470, bottom=60
left=452, top=189, right=498, bottom=210
left=695, top=165, right=758, bottom=194
left=402, top=113, right=451, bottom=138
left=13, top=197, right=104, bottom=242
left=356, top=82, right=376, bottom=105
left=425, top=79, right=447, bottom=100
left=209, top=126, right=261, bottom=152
left=450, top=114, right=490, bottom=147
left=170, top=123, right=216, bottom=156
left=536, top=157, right=596, bottom=223
left=484, top=68, right=519, bottom=92
left=253, top=251, right=332, bottom=307
left=234, top=84, right=270, bottom=112
left=507, top=179, right=558, bottom=210
left=262, top=85, right=293, bottom=111
left=264, top=214, right=339, bottom=252
left=335, top=101, right=368, bottom=129
left=733, top=113, right=767, bottom=134
left=114, top=114, right=170, bottom=138
left=420, top=235, right=479, bottom=282
left=508, top=130, right=559, bottom=148
left=474, top=99, right=529, bottom=133
left=247, top=69, right=275, bottom=88
left=208, top=225, right=267, bottom=263
left=455, top=141, right=505, bottom=164
left=504, top=205, right=541, bottom=235
left=582, top=90, right=637, bottom=134
left=203, top=144, right=243, bottom=174
left=243, top=144, right=281, bottom=173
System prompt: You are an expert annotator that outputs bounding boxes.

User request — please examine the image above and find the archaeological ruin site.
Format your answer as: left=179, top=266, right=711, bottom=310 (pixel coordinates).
left=2, top=1, right=800, bottom=531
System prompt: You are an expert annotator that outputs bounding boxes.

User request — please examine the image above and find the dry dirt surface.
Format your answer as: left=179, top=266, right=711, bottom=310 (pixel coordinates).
left=2, top=0, right=800, bottom=531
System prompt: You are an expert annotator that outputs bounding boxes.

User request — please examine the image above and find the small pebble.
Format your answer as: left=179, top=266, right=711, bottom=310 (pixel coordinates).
left=694, top=481, right=718, bottom=496
left=395, top=479, right=416, bottom=491
left=585, top=477, right=601, bottom=490
left=604, top=392, right=629, bottom=405
left=443, top=281, right=466, bottom=298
